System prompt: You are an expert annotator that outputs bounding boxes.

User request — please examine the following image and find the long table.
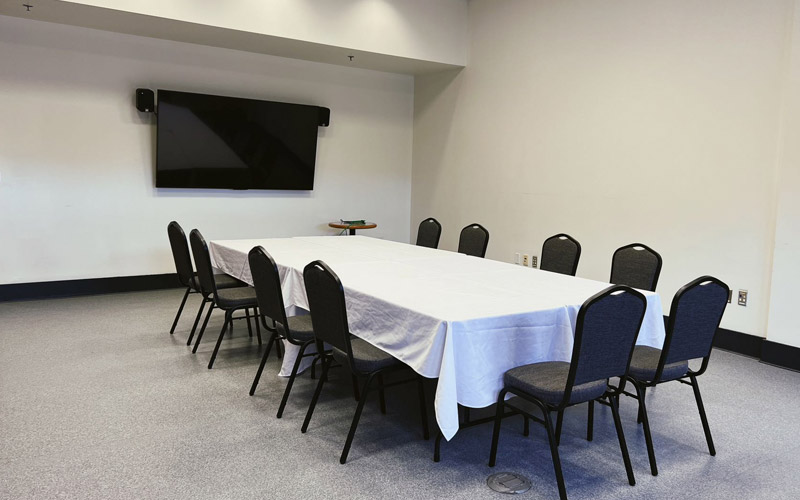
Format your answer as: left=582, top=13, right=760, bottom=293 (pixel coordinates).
left=209, top=236, right=666, bottom=440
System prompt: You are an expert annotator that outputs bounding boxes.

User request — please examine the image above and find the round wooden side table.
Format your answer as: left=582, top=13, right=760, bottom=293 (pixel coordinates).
left=328, top=221, right=377, bottom=235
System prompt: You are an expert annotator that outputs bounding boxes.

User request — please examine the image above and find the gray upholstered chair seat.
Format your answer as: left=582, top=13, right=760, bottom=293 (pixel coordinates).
left=215, top=273, right=247, bottom=289
left=190, top=273, right=245, bottom=291
left=331, top=338, right=401, bottom=373
left=216, top=286, right=258, bottom=309
left=628, top=345, right=688, bottom=382
left=504, top=361, right=608, bottom=405
left=277, top=315, right=315, bottom=342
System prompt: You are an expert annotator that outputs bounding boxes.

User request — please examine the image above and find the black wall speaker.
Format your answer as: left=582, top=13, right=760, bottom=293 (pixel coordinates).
left=318, top=107, right=330, bottom=127
left=136, top=88, right=155, bottom=113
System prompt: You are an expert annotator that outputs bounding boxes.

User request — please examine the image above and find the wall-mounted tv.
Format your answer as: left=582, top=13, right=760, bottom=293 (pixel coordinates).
left=156, top=90, right=327, bottom=190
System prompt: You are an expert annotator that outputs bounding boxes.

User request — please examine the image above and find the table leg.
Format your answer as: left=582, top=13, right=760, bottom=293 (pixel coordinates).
left=349, top=228, right=356, bottom=235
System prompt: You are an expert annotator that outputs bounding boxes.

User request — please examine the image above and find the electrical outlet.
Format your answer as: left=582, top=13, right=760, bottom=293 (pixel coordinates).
left=531, top=255, right=538, bottom=269
left=738, top=289, right=748, bottom=306
left=727, top=290, right=732, bottom=303
left=514, top=253, right=521, bottom=265
left=522, top=254, right=530, bottom=267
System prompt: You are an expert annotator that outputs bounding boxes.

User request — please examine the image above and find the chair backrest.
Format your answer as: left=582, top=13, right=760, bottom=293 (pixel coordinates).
left=563, top=285, right=647, bottom=405
left=303, top=260, right=354, bottom=364
left=610, top=243, right=662, bottom=291
left=167, top=221, right=194, bottom=287
left=656, top=276, right=729, bottom=380
left=248, top=246, right=290, bottom=331
left=540, top=233, right=581, bottom=276
left=457, top=223, right=489, bottom=258
left=416, top=217, right=442, bottom=249
left=188, top=229, right=219, bottom=301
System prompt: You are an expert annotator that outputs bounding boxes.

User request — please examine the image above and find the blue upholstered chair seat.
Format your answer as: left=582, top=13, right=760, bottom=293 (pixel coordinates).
left=504, top=361, right=608, bottom=405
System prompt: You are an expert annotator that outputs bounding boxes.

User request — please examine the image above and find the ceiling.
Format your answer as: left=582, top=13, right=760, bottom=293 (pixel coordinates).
left=0, top=0, right=464, bottom=75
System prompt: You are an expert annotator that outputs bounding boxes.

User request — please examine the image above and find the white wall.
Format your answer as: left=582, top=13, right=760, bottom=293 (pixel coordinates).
left=412, top=0, right=793, bottom=336
left=0, top=15, right=414, bottom=284
left=60, top=0, right=469, bottom=66
left=767, top=1, right=800, bottom=348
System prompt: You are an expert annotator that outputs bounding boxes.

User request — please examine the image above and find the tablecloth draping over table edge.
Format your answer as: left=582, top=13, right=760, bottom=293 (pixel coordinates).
left=209, top=236, right=666, bottom=440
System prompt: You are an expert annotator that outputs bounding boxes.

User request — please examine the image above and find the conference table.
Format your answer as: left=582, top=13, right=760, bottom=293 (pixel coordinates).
left=209, top=236, right=666, bottom=441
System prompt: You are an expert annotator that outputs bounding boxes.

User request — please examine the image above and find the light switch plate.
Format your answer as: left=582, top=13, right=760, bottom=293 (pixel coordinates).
left=738, top=290, right=748, bottom=306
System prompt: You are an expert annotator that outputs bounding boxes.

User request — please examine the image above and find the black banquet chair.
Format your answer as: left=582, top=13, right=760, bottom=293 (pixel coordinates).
left=166, top=221, right=247, bottom=338
left=248, top=246, right=318, bottom=419
left=622, top=275, right=729, bottom=476
left=300, top=260, right=430, bottom=464
left=540, top=233, right=581, bottom=276
left=610, top=243, right=662, bottom=291
left=489, top=285, right=647, bottom=500
left=416, top=217, right=442, bottom=249
left=188, top=229, right=261, bottom=369
left=457, top=223, right=489, bottom=258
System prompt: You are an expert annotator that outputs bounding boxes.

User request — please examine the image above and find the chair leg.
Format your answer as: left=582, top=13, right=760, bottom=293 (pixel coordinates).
left=207, top=311, right=231, bottom=369
left=488, top=390, right=507, bottom=467
left=632, top=381, right=658, bottom=476
left=377, top=373, right=387, bottom=414
left=541, top=404, right=568, bottom=500
left=417, top=376, right=430, bottom=440
left=340, top=373, right=377, bottom=464
left=254, top=309, right=262, bottom=345
left=587, top=400, right=595, bottom=441
left=352, top=374, right=360, bottom=401
left=170, top=287, right=191, bottom=334
left=608, top=396, right=636, bottom=486
left=637, top=386, right=647, bottom=424
left=555, top=409, right=564, bottom=446
left=277, top=342, right=311, bottom=418
left=690, top=375, right=716, bottom=456
left=191, top=303, right=214, bottom=352
left=245, top=308, right=253, bottom=338
left=302, top=356, right=331, bottom=433
left=186, top=299, right=207, bottom=346
left=249, top=332, right=280, bottom=396
left=433, top=428, right=443, bottom=462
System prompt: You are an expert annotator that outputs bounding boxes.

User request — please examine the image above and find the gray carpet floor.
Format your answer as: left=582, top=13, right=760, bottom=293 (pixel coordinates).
left=1, top=288, right=799, bottom=499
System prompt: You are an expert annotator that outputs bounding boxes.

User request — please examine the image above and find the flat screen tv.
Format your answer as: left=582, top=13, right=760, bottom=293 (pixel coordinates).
left=156, top=90, right=326, bottom=190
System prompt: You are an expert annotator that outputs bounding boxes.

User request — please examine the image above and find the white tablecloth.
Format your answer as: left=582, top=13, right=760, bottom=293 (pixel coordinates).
left=209, top=236, right=666, bottom=440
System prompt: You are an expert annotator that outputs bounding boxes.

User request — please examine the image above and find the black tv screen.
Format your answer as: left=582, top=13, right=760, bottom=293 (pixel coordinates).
left=156, top=90, right=324, bottom=190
